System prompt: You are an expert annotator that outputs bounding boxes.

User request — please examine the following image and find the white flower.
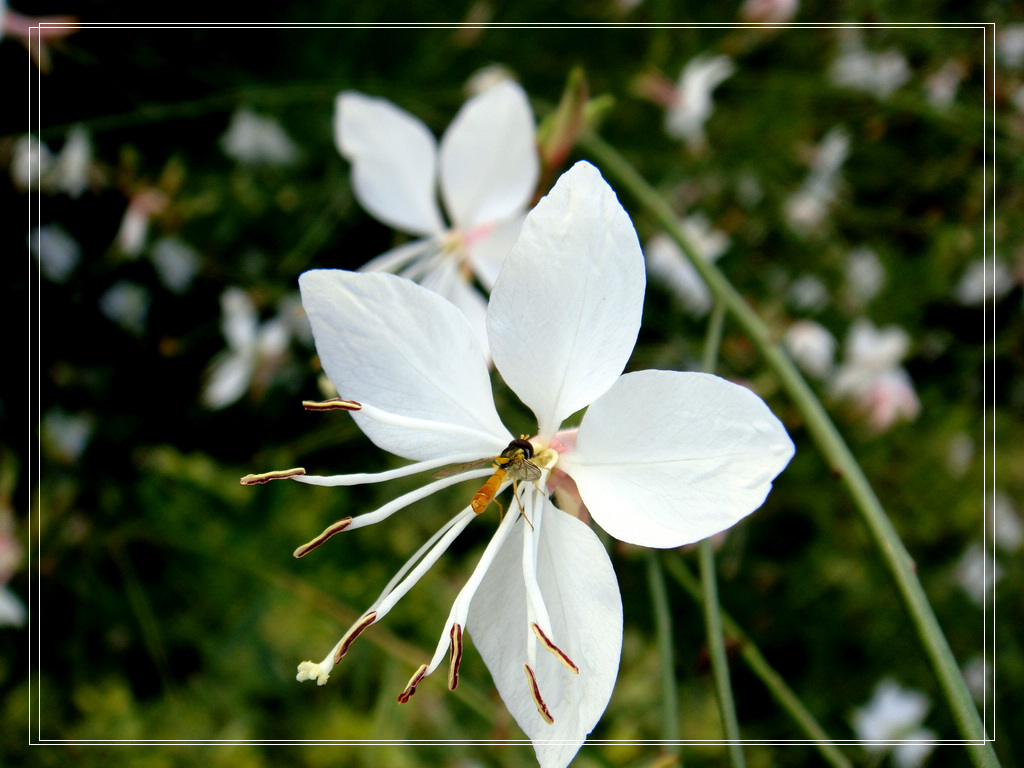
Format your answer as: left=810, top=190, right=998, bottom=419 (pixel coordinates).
left=997, top=24, right=1024, bottom=70
left=954, top=258, right=1014, bottom=305
left=149, top=237, right=201, bottom=295
left=783, top=320, right=836, bottom=379
left=52, top=124, right=92, bottom=197
left=961, top=656, right=990, bottom=702
left=852, top=679, right=936, bottom=768
left=30, top=223, right=81, bottom=284
left=247, top=162, right=794, bottom=768
left=738, top=0, right=798, bottom=26
left=784, top=126, right=850, bottom=236
left=831, top=318, right=919, bottom=432
left=990, top=490, right=1022, bottom=552
left=954, top=542, right=1002, bottom=605
left=220, top=108, right=299, bottom=166
left=787, top=274, right=829, bottom=312
left=0, top=586, right=26, bottom=629
left=843, top=246, right=886, bottom=307
left=924, top=59, right=966, bottom=110
left=335, top=80, right=538, bottom=355
left=98, top=281, right=150, bottom=336
left=830, top=33, right=910, bottom=100
left=664, top=54, right=736, bottom=151
left=201, top=288, right=293, bottom=410
left=644, top=213, right=729, bottom=316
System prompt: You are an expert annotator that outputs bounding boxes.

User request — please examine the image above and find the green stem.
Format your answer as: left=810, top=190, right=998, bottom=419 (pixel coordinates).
left=699, top=539, right=745, bottom=768
left=698, top=300, right=744, bottom=768
left=646, top=550, right=682, bottom=759
left=580, top=131, right=998, bottom=768
left=662, top=555, right=854, bottom=768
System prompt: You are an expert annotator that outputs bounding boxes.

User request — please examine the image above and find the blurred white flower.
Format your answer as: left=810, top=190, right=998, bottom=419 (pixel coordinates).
left=644, top=213, right=729, bottom=316
left=10, top=134, right=53, bottom=190
left=0, top=586, right=25, bottom=629
left=52, top=124, right=92, bottom=197
left=202, top=288, right=293, bottom=410
left=99, top=281, right=150, bottom=336
left=830, top=33, right=910, bottom=99
left=149, top=237, right=201, bottom=294
left=990, top=490, right=1022, bottom=552
left=738, top=0, right=798, bottom=26
left=954, top=541, right=1002, bottom=605
left=783, top=320, right=836, bottom=379
left=954, top=258, right=1014, bottom=305
left=784, top=127, right=850, bottom=236
left=831, top=318, right=919, bottom=432
left=924, top=59, right=966, bottom=110
left=30, top=223, right=81, bottom=283
left=787, top=274, right=830, bottom=312
left=852, top=679, right=936, bottom=768
left=220, top=108, right=299, bottom=166
left=335, top=80, right=538, bottom=356
left=843, top=246, right=886, bottom=307
left=116, top=189, right=168, bottom=257
left=997, top=25, right=1024, bottom=70
left=945, top=432, right=973, bottom=477
left=41, top=408, right=94, bottom=464
left=0, top=3, right=77, bottom=71
left=664, top=54, right=736, bottom=151
left=253, top=163, right=794, bottom=768
left=961, top=656, right=990, bottom=703
left=10, top=127, right=90, bottom=194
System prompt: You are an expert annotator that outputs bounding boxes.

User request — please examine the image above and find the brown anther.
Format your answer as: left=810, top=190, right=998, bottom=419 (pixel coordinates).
left=523, top=663, right=554, bottom=724
left=333, top=611, right=377, bottom=665
left=293, top=517, right=354, bottom=558
left=240, top=467, right=306, bottom=485
left=447, top=624, right=464, bottom=691
left=397, top=663, right=429, bottom=703
left=531, top=622, right=580, bottom=674
left=302, top=398, right=362, bottom=411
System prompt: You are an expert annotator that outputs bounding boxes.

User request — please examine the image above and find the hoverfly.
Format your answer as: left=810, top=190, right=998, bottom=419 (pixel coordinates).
left=432, top=437, right=543, bottom=521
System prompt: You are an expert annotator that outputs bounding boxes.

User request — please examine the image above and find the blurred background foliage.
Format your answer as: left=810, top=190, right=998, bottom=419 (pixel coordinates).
left=9, top=2, right=1024, bottom=767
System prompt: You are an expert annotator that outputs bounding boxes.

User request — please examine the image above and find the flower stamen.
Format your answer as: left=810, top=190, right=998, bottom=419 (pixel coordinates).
left=334, top=611, right=378, bottom=664
left=239, top=467, right=306, bottom=485
left=293, top=517, right=354, bottom=558
left=397, top=663, right=430, bottom=703
left=531, top=622, right=580, bottom=674
left=523, top=663, right=555, bottom=724
left=302, top=397, right=363, bottom=411
left=447, top=623, right=464, bottom=690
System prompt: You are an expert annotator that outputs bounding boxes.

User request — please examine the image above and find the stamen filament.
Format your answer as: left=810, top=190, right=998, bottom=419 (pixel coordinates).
left=302, top=398, right=362, bottom=411
left=293, top=517, right=353, bottom=558
left=356, top=402, right=511, bottom=450
left=333, top=611, right=378, bottom=664
left=292, top=452, right=493, bottom=487
left=397, top=663, right=429, bottom=703
left=531, top=622, right=580, bottom=674
left=447, top=624, right=463, bottom=690
left=240, top=467, right=305, bottom=485
left=523, top=663, right=555, bottom=724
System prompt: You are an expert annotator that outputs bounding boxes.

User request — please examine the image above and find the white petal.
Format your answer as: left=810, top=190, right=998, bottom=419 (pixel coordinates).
left=202, top=351, right=253, bottom=410
left=357, top=236, right=435, bottom=275
left=298, top=269, right=509, bottom=460
left=468, top=501, right=622, bottom=768
left=562, top=370, right=795, bottom=548
left=439, top=81, right=538, bottom=229
left=488, top=161, right=645, bottom=439
left=465, top=214, right=525, bottom=290
left=419, top=256, right=491, bottom=359
left=219, top=287, right=258, bottom=353
left=335, top=91, right=446, bottom=236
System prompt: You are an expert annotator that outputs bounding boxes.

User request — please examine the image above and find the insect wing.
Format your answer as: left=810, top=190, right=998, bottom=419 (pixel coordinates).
left=431, top=457, right=494, bottom=479
left=507, top=455, right=543, bottom=483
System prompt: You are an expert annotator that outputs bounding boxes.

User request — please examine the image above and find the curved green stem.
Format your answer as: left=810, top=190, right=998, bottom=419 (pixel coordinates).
left=661, top=554, right=853, bottom=768
left=580, top=131, right=998, bottom=768
left=646, top=550, right=682, bottom=760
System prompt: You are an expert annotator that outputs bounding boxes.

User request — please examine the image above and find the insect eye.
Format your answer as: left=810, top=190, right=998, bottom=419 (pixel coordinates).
left=509, top=438, right=534, bottom=459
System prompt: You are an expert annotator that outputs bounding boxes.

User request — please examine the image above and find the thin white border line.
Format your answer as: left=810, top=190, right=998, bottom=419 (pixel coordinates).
left=27, top=20, right=997, bottom=750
